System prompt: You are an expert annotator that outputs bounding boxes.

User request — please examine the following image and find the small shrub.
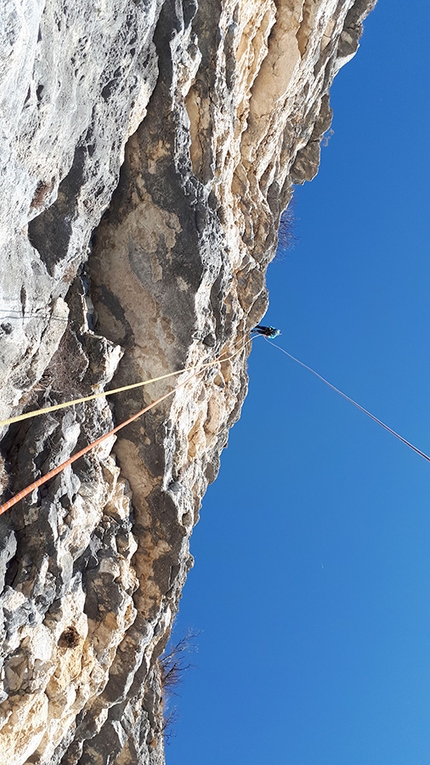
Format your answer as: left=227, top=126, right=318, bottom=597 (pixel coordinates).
left=37, top=327, right=88, bottom=399
left=158, top=629, right=199, bottom=744
left=160, top=709, right=179, bottom=745
left=159, top=630, right=199, bottom=696
left=276, top=204, right=297, bottom=258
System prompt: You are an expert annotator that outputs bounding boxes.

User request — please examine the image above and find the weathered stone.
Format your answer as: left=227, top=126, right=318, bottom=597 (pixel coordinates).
left=0, top=0, right=375, bottom=761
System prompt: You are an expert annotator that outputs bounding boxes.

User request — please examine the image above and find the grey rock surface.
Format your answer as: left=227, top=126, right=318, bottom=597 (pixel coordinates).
left=0, top=0, right=375, bottom=762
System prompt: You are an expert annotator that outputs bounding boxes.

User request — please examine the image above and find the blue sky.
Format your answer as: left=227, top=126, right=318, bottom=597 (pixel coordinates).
left=167, top=2, right=430, bottom=763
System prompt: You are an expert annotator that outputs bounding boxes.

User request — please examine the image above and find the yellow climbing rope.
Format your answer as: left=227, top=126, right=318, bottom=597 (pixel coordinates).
left=0, top=339, right=250, bottom=428
left=0, top=336, right=252, bottom=516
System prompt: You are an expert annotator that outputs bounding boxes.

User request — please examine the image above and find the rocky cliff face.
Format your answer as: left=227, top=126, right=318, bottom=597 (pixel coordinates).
left=0, top=0, right=375, bottom=762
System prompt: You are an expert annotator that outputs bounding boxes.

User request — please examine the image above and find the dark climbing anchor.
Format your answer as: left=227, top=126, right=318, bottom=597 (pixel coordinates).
left=251, top=325, right=281, bottom=339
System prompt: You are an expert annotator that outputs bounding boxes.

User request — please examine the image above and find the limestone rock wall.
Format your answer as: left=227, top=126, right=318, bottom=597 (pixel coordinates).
left=0, top=0, right=375, bottom=762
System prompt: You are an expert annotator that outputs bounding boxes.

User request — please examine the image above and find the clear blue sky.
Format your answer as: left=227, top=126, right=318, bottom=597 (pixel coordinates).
left=167, top=2, right=430, bottom=763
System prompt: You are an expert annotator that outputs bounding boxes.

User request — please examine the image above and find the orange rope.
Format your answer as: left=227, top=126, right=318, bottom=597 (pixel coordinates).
left=0, top=337, right=251, bottom=516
